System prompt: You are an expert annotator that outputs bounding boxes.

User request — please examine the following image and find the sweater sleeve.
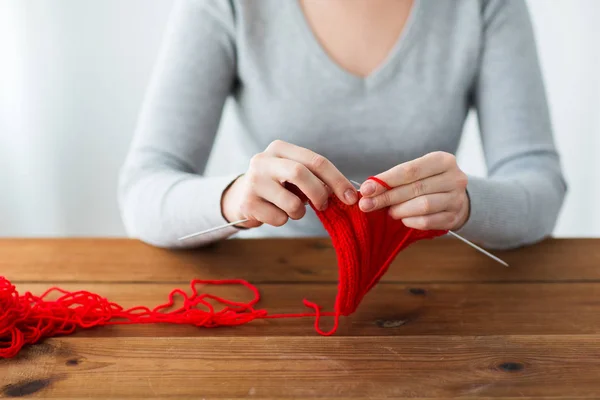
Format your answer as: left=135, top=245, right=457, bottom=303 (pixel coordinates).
left=118, top=0, right=241, bottom=248
left=453, top=0, right=567, bottom=249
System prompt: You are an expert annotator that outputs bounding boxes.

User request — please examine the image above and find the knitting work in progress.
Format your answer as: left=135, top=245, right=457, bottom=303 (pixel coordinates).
left=0, top=178, right=446, bottom=358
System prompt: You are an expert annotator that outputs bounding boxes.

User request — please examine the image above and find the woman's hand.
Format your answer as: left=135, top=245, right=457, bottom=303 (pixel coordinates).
left=358, top=151, right=470, bottom=231
left=221, top=140, right=358, bottom=229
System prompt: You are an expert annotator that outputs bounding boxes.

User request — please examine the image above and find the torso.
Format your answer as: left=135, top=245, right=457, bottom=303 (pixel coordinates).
left=210, top=0, right=483, bottom=237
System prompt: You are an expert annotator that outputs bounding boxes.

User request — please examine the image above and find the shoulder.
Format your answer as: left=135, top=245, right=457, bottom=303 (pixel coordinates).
left=174, top=0, right=287, bottom=43
left=479, top=0, right=530, bottom=14
left=477, top=0, right=533, bottom=30
left=427, top=0, right=531, bottom=26
left=173, top=0, right=236, bottom=34
left=425, top=0, right=535, bottom=44
left=187, top=0, right=283, bottom=28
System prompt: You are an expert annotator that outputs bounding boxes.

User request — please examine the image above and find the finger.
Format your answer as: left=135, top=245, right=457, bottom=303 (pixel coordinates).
left=401, top=212, right=457, bottom=231
left=285, top=182, right=332, bottom=203
left=362, top=152, right=455, bottom=197
left=265, top=140, right=357, bottom=205
left=267, top=158, right=330, bottom=210
left=259, top=179, right=307, bottom=220
left=358, top=172, right=457, bottom=211
left=243, top=197, right=289, bottom=227
left=387, top=192, right=456, bottom=219
left=253, top=154, right=329, bottom=209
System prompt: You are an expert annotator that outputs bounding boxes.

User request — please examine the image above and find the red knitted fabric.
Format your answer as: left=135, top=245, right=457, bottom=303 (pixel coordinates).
left=0, top=177, right=446, bottom=357
left=305, top=178, right=447, bottom=334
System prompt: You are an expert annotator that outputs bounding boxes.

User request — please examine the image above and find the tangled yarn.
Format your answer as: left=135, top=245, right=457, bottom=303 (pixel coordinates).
left=0, top=177, right=446, bottom=358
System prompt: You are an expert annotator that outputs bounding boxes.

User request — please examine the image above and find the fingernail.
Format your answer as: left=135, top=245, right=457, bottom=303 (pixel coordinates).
left=361, top=182, right=375, bottom=196
left=360, top=198, right=374, bottom=211
left=320, top=199, right=328, bottom=211
left=344, top=189, right=357, bottom=204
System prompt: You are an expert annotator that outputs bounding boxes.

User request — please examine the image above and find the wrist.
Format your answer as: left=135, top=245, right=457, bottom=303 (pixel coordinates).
left=220, top=174, right=245, bottom=223
left=453, top=189, right=471, bottom=230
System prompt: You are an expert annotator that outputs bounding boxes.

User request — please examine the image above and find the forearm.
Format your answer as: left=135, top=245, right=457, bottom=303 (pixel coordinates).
left=461, top=0, right=567, bottom=249
left=118, top=160, right=241, bottom=248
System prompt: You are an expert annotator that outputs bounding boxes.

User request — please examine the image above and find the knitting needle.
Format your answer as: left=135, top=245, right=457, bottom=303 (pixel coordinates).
left=177, top=219, right=249, bottom=240
left=178, top=180, right=508, bottom=267
left=178, top=182, right=364, bottom=241
left=178, top=216, right=508, bottom=267
left=351, top=180, right=508, bottom=267
left=446, top=231, right=508, bottom=267
left=177, top=182, right=509, bottom=267
left=179, top=180, right=508, bottom=267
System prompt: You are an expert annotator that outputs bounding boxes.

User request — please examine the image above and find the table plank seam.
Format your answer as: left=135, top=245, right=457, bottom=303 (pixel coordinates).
left=10, top=279, right=600, bottom=284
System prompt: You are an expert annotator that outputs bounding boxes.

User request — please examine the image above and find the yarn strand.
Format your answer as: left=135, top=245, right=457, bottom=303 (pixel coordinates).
left=1, top=178, right=446, bottom=358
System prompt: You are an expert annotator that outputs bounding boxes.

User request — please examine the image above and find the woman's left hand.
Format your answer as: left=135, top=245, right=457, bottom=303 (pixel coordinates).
left=358, top=151, right=470, bottom=231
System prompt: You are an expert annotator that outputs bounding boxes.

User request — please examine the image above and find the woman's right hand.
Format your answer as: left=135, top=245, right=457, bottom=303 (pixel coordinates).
left=221, top=140, right=358, bottom=229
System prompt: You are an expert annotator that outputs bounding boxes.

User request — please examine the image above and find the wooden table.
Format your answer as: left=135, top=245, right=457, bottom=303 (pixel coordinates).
left=1, top=238, right=600, bottom=399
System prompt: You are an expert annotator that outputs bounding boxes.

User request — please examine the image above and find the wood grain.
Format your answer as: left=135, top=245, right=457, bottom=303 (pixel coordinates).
left=2, top=238, right=600, bottom=399
left=3, top=336, right=600, bottom=398
left=9, top=281, right=600, bottom=337
left=1, top=237, right=599, bottom=283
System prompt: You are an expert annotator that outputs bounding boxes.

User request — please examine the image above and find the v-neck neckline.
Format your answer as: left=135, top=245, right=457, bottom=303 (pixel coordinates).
left=289, top=0, right=424, bottom=91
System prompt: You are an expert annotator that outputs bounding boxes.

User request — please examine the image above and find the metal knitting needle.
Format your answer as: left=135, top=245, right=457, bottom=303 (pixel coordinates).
left=446, top=231, right=508, bottom=267
left=178, top=179, right=508, bottom=267
left=354, top=180, right=507, bottom=266
left=177, top=219, right=249, bottom=240
left=353, top=180, right=506, bottom=267
left=177, top=181, right=364, bottom=241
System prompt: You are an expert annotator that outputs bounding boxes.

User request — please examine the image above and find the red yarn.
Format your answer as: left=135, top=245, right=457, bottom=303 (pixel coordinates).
left=305, top=177, right=447, bottom=334
left=0, top=178, right=446, bottom=357
left=366, top=176, right=392, bottom=191
left=0, top=277, right=272, bottom=358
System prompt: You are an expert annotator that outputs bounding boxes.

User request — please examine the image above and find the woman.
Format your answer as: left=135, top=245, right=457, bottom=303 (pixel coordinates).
left=118, top=0, right=567, bottom=250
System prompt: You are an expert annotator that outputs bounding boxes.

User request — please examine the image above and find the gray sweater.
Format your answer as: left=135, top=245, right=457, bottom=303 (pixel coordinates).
left=118, top=0, right=567, bottom=250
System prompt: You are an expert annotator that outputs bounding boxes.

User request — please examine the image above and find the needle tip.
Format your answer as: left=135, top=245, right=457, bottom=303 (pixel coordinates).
left=349, top=180, right=362, bottom=189
left=447, top=230, right=509, bottom=267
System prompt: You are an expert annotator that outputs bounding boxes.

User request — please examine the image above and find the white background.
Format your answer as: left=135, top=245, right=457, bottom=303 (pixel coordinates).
left=0, top=0, right=598, bottom=238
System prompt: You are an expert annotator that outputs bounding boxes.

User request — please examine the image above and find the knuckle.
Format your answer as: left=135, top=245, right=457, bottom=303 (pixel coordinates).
left=379, top=191, right=392, bottom=207
left=417, top=216, right=437, bottom=230
left=316, top=195, right=329, bottom=210
left=330, top=176, right=347, bottom=192
left=430, top=151, right=444, bottom=160
left=418, top=217, right=432, bottom=230
left=402, top=163, right=419, bottom=181
left=249, top=153, right=264, bottom=169
left=319, top=186, right=330, bottom=204
left=289, top=163, right=307, bottom=180
left=420, top=197, right=431, bottom=214
left=437, top=151, right=455, bottom=165
left=266, top=139, right=285, bottom=153
left=309, top=154, right=329, bottom=171
left=412, top=180, right=425, bottom=197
